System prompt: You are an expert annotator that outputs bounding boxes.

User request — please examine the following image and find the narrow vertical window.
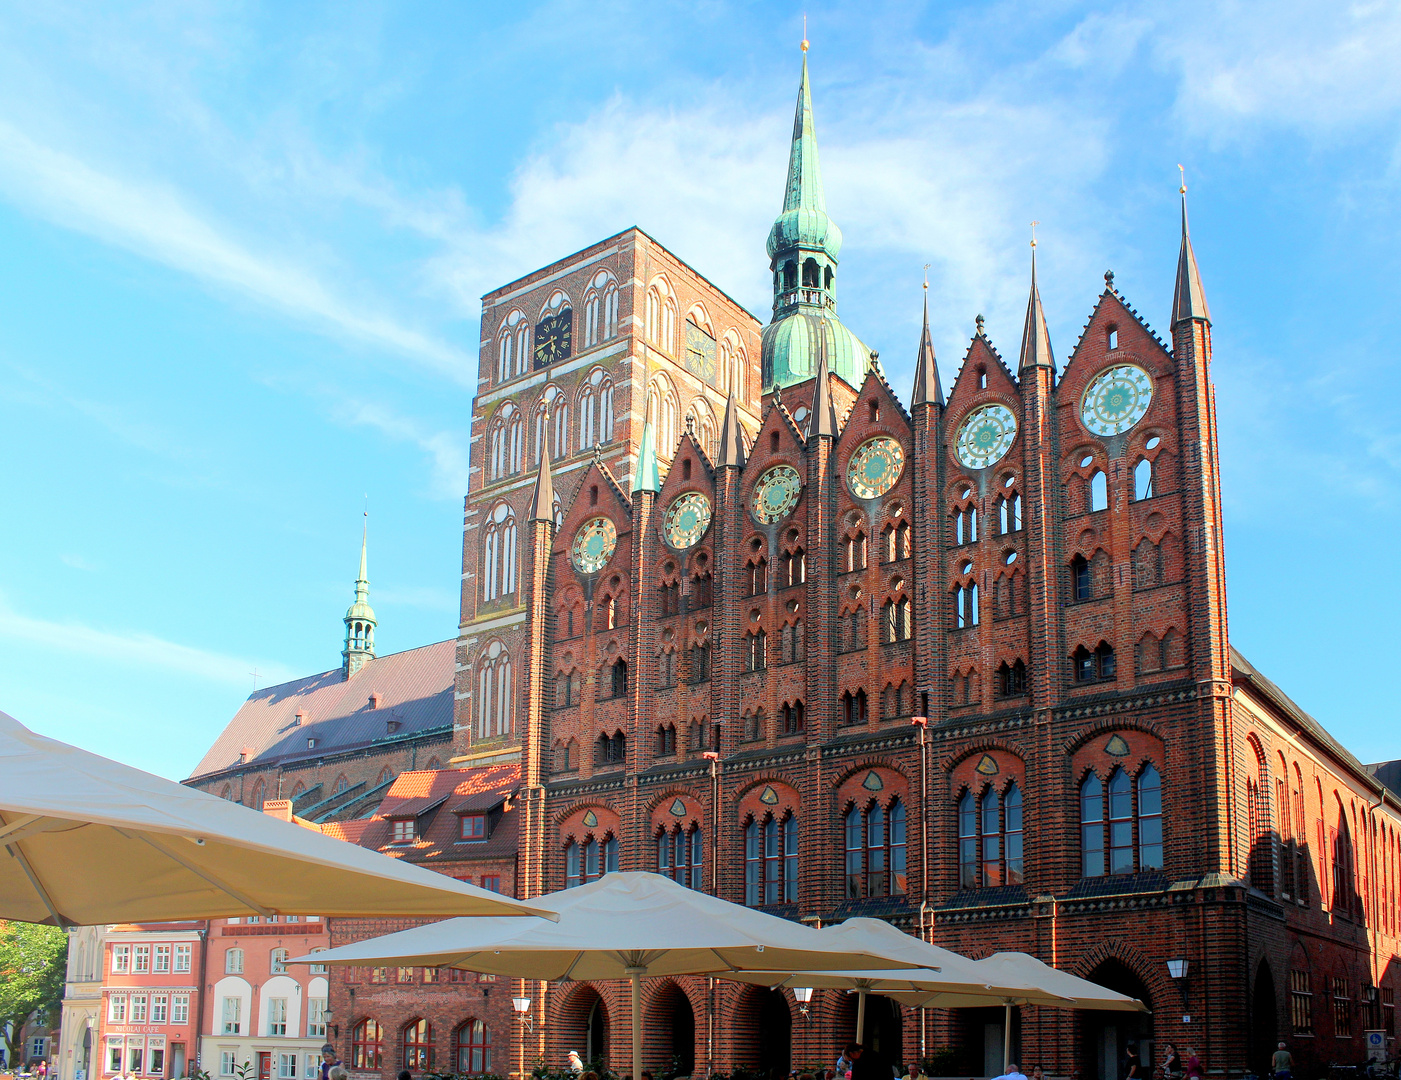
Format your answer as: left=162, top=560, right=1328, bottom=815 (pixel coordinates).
left=1108, top=768, right=1134, bottom=873
left=1005, top=782, right=1024, bottom=884
left=845, top=806, right=863, bottom=899
left=1138, top=765, right=1163, bottom=870
left=959, top=791, right=978, bottom=889
left=1081, top=774, right=1105, bottom=878
left=890, top=799, right=907, bottom=894
left=981, top=787, right=1002, bottom=886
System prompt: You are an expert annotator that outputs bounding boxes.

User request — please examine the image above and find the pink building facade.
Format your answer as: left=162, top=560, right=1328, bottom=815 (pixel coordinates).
left=98, top=924, right=204, bottom=1080
left=198, top=917, right=331, bottom=1080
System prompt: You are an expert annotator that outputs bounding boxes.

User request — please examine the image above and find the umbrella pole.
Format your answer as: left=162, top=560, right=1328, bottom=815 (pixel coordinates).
left=629, top=969, right=644, bottom=1080
left=1002, top=1001, right=1012, bottom=1075
left=856, top=988, right=867, bottom=1043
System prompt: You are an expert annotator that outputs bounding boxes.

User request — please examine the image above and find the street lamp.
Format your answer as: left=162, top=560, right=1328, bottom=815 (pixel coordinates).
left=512, top=996, right=533, bottom=1080
left=1166, top=958, right=1190, bottom=1022
left=793, top=987, right=813, bottom=1018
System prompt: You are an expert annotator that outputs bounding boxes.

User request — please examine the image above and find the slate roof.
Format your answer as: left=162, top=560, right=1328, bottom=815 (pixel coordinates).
left=189, top=640, right=455, bottom=780
left=321, top=764, right=522, bottom=865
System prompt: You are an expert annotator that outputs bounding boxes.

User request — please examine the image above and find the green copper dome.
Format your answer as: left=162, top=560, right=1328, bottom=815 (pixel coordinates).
left=762, top=311, right=870, bottom=390
left=761, top=53, right=867, bottom=393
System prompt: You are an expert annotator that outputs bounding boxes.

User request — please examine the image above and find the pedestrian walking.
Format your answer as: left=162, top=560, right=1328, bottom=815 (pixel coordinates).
left=1125, top=1046, right=1142, bottom=1080
left=1271, top=1043, right=1293, bottom=1080
left=567, top=1052, right=584, bottom=1075
left=1185, top=1049, right=1204, bottom=1080
left=318, top=1045, right=340, bottom=1080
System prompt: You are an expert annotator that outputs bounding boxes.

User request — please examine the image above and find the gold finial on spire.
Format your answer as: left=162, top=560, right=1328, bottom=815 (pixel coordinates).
left=923, top=263, right=930, bottom=290
left=1178, top=163, right=1186, bottom=195
left=801, top=13, right=809, bottom=51
left=1030, top=220, right=1039, bottom=249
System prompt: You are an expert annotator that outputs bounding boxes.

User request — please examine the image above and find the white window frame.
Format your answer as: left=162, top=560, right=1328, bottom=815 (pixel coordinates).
left=220, top=1052, right=238, bottom=1078
left=303, top=1054, right=320, bottom=1080
left=225, top=948, right=243, bottom=974
left=278, top=1054, right=298, bottom=1079
left=172, top=996, right=189, bottom=1025
left=133, top=945, right=151, bottom=973
left=108, top=995, right=127, bottom=1023
left=308, top=948, right=328, bottom=975
left=307, top=997, right=328, bottom=1038
left=111, top=945, right=131, bottom=974
left=221, top=996, right=241, bottom=1035
left=130, top=995, right=148, bottom=1023
left=107, top=1038, right=125, bottom=1074
left=270, top=948, right=288, bottom=974
left=153, top=945, right=171, bottom=972
left=151, top=995, right=169, bottom=1024
left=174, top=943, right=192, bottom=973
left=267, top=997, right=288, bottom=1036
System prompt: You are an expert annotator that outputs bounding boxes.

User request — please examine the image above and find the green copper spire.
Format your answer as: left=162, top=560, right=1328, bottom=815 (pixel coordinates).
left=342, top=516, right=377, bottom=679
left=761, top=49, right=869, bottom=393
left=633, top=420, right=661, bottom=494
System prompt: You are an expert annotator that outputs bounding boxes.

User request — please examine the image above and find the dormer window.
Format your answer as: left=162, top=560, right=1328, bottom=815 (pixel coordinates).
left=391, top=820, right=414, bottom=844
left=460, top=814, right=487, bottom=841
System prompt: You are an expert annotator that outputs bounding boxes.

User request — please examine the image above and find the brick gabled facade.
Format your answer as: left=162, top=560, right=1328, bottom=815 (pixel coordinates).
left=435, top=59, right=1401, bottom=1080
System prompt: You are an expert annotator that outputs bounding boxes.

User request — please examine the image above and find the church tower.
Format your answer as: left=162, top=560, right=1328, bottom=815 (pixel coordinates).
left=760, top=45, right=871, bottom=392
left=341, top=521, right=376, bottom=679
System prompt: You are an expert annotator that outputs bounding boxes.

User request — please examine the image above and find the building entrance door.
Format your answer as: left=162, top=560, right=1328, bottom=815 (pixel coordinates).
left=258, top=1052, right=272, bottom=1080
left=171, top=1045, right=185, bottom=1079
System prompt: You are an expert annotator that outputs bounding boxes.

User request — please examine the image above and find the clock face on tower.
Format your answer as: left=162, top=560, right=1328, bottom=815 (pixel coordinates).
left=752, top=465, right=802, bottom=524
left=571, top=516, right=617, bottom=574
left=533, top=308, right=573, bottom=369
left=955, top=404, right=1018, bottom=470
left=663, top=492, right=712, bottom=550
left=847, top=437, right=905, bottom=500
left=1081, top=364, right=1154, bottom=437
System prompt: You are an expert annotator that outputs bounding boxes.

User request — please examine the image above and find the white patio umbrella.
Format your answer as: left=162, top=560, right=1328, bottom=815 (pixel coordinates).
left=888, top=950, right=1149, bottom=1073
left=717, top=919, right=1073, bottom=1044
left=0, top=711, right=556, bottom=925
left=291, top=872, right=922, bottom=1080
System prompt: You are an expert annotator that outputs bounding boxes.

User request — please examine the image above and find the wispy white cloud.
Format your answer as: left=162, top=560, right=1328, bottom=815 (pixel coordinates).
left=0, top=118, right=475, bottom=384
left=58, top=553, right=98, bottom=572
left=0, top=595, right=293, bottom=687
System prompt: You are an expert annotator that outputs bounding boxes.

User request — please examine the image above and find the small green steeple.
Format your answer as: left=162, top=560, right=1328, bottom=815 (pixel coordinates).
left=761, top=48, right=870, bottom=393
left=342, top=517, right=377, bottom=679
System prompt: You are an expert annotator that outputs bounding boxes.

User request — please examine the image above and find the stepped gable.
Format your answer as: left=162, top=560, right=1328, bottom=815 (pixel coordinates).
left=187, top=640, right=455, bottom=780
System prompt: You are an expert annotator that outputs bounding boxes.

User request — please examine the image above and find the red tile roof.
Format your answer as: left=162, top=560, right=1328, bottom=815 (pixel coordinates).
left=189, top=641, right=454, bottom=779
left=321, top=763, right=521, bottom=865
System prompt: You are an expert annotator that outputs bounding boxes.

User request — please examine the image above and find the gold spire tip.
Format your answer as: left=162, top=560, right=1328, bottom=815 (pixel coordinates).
left=1030, top=220, right=1039, bottom=248
left=801, top=13, right=808, bottom=51
left=1177, top=163, right=1186, bottom=195
left=923, top=263, right=930, bottom=289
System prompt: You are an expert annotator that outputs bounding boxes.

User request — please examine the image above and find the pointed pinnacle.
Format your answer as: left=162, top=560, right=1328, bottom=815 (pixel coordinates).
left=911, top=285, right=944, bottom=406
left=783, top=55, right=827, bottom=216
left=632, top=421, right=661, bottom=494
left=1018, top=247, right=1055, bottom=372
left=808, top=318, right=839, bottom=438
left=1171, top=188, right=1211, bottom=328
left=716, top=388, right=747, bottom=468
left=528, top=414, right=556, bottom=523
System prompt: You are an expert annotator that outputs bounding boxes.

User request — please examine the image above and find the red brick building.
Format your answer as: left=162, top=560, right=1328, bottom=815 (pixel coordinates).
left=439, top=53, right=1401, bottom=1080
left=185, top=52, right=1401, bottom=1080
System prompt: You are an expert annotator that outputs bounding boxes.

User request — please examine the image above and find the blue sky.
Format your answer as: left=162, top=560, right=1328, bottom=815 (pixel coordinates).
left=1, top=1, right=1398, bottom=780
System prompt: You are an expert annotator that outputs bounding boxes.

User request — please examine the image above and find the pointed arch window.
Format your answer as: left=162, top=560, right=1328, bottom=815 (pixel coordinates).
left=840, top=689, right=868, bottom=726
left=1081, top=765, right=1163, bottom=878
left=745, top=814, right=798, bottom=906
left=996, top=493, right=1022, bottom=534
left=954, top=506, right=978, bottom=545
left=402, top=1019, right=432, bottom=1072
left=565, top=833, right=618, bottom=888
left=604, top=284, right=619, bottom=340
left=744, top=630, right=767, bottom=672
left=844, top=798, right=907, bottom=898
left=351, top=1020, right=383, bottom=1070
left=476, top=642, right=513, bottom=739
left=845, top=532, right=867, bottom=572
left=1089, top=469, right=1108, bottom=512
left=1133, top=457, right=1154, bottom=501
left=884, top=597, right=912, bottom=642
left=746, top=557, right=768, bottom=595
left=780, top=700, right=804, bottom=735
left=996, top=659, right=1027, bottom=698
left=954, top=584, right=979, bottom=629
left=780, top=621, right=805, bottom=664
left=657, top=824, right=703, bottom=890
left=481, top=503, right=517, bottom=602
left=454, top=1020, right=491, bottom=1075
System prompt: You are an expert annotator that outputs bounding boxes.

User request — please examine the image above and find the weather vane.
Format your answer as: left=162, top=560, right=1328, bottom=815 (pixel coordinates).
left=801, top=14, right=808, bottom=52
left=1030, top=221, right=1039, bottom=249
left=1178, top=164, right=1186, bottom=195
left=923, top=263, right=930, bottom=290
